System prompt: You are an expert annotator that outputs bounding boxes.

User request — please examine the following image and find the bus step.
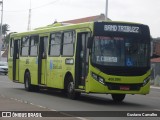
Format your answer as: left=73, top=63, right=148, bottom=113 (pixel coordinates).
left=13, top=80, right=19, bottom=83
left=38, top=84, right=47, bottom=87
left=75, top=89, right=85, bottom=92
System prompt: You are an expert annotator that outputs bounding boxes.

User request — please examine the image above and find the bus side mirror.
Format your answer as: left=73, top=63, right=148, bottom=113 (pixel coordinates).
left=87, top=37, right=93, bottom=48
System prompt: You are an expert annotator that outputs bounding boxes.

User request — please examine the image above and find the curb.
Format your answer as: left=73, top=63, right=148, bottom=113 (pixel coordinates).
left=150, top=86, right=160, bottom=89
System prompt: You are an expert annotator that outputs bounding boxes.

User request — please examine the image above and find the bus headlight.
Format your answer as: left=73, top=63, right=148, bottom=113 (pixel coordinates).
left=91, top=72, right=105, bottom=85
left=143, top=76, right=150, bottom=86
left=98, top=77, right=105, bottom=85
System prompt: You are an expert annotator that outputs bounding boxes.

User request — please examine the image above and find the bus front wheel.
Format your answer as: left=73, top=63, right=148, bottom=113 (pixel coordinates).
left=67, top=79, right=80, bottom=100
left=111, top=94, right=126, bottom=102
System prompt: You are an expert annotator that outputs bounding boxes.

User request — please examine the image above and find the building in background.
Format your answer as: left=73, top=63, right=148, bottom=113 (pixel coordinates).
left=152, top=38, right=160, bottom=57
left=61, top=14, right=109, bottom=24
left=151, top=58, right=160, bottom=86
left=151, top=37, right=160, bottom=86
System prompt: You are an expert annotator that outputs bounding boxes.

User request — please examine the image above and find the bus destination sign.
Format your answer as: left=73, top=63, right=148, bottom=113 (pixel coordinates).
left=104, top=25, right=140, bottom=33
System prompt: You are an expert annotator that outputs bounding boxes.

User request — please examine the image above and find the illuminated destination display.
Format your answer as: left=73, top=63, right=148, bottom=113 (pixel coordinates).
left=104, top=25, right=140, bottom=33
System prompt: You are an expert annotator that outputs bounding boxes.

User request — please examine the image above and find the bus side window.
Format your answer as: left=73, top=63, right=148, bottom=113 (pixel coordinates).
left=21, top=36, right=30, bottom=56
left=30, top=35, right=39, bottom=56
left=62, top=31, right=74, bottom=56
left=49, top=33, right=61, bottom=56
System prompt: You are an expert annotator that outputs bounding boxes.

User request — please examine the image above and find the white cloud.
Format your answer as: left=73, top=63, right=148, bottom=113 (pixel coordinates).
left=109, top=0, right=160, bottom=37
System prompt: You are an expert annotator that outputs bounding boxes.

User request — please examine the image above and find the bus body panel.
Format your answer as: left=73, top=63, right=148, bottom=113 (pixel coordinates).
left=86, top=65, right=150, bottom=94
left=8, top=57, right=13, bottom=80
left=29, top=57, right=39, bottom=85
left=19, top=57, right=28, bottom=83
left=18, top=58, right=25, bottom=83
left=41, top=59, right=46, bottom=85
left=8, top=21, right=151, bottom=99
left=47, top=57, right=64, bottom=88
left=62, top=57, right=75, bottom=89
left=18, top=55, right=39, bottom=85
left=16, top=59, right=19, bottom=80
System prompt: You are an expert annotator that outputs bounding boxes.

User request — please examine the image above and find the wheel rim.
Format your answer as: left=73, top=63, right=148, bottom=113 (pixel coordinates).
left=68, top=82, right=74, bottom=94
left=25, top=75, right=29, bottom=89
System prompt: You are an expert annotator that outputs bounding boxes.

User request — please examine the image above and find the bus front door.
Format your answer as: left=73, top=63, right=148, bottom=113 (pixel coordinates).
left=13, top=40, right=19, bottom=81
left=75, top=32, right=90, bottom=88
left=38, top=36, right=48, bottom=85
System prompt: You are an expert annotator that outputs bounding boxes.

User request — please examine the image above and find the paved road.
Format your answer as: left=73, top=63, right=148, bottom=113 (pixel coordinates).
left=0, top=75, right=160, bottom=120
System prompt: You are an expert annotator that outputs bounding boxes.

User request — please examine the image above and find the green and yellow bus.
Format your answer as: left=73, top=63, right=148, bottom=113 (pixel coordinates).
left=8, top=21, right=151, bottom=102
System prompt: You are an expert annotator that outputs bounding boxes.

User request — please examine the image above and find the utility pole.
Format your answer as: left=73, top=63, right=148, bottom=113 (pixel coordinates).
left=27, top=0, right=31, bottom=31
left=0, top=0, right=3, bottom=61
left=105, top=0, right=108, bottom=20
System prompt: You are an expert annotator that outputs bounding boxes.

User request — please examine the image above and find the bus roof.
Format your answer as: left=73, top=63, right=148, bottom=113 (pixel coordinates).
left=10, top=21, right=93, bottom=37
left=10, top=20, right=145, bottom=38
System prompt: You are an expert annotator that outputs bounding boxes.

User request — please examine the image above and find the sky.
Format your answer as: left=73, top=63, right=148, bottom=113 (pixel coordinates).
left=2, top=0, right=160, bottom=38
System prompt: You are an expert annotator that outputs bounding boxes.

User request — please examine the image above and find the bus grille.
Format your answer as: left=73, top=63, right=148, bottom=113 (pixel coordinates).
left=105, top=82, right=143, bottom=91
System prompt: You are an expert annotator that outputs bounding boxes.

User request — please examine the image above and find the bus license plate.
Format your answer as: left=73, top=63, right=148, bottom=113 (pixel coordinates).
left=120, top=86, right=130, bottom=90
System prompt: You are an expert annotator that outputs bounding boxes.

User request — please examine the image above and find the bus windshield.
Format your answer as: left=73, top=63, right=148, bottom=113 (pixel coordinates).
left=91, top=36, right=149, bottom=67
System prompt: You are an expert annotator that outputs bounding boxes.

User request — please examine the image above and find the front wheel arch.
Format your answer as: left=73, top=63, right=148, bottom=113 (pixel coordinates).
left=63, top=72, right=73, bottom=91
left=63, top=73, right=80, bottom=99
left=24, top=70, right=39, bottom=92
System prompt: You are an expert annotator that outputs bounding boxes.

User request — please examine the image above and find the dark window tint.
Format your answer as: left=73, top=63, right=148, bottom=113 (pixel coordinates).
left=91, top=36, right=149, bottom=67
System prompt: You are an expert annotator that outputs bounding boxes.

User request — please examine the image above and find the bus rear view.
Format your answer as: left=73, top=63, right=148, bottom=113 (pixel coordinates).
left=87, top=22, right=151, bottom=102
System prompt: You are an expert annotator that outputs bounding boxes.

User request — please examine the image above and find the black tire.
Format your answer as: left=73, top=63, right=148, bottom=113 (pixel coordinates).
left=67, top=77, right=80, bottom=100
left=111, top=94, right=126, bottom=102
left=24, top=72, right=34, bottom=91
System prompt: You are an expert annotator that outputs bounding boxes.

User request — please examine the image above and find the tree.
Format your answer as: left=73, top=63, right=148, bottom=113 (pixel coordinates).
left=3, top=33, right=10, bottom=44
left=2, top=24, right=9, bottom=36
left=0, top=24, right=9, bottom=37
left=0, top=24, right=10, bottom=44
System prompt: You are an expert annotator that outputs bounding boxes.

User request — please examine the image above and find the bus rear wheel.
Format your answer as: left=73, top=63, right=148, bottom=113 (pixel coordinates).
left=67, top=78, right=80, bottom=100
left=111, top=94, right=126, bottom=102
left=24, top=72, right=34, bottom=91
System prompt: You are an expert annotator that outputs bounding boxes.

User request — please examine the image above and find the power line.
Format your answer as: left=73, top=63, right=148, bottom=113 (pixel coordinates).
left=26, top=0, right=59, bottom=31
left=4, top=0, right=60, bottom=13
left=32, top=0, right=59, bottom=10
